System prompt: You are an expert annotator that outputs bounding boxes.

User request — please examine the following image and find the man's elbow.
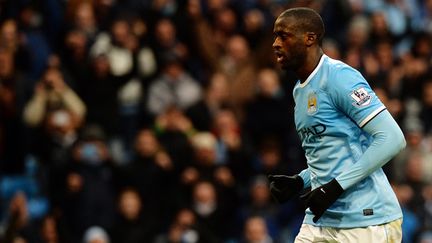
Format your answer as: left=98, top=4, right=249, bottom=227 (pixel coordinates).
left=394, top=130, right=406, bottom=154
left=398, top=134, right=407, bottom=151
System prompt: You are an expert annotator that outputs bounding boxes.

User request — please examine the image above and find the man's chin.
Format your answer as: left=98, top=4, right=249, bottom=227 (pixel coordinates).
left=281, top=63, right=293, bottom=71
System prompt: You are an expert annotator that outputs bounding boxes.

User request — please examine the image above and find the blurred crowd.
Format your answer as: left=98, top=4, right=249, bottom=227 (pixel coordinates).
left=0, top=0, right=432, bottom=242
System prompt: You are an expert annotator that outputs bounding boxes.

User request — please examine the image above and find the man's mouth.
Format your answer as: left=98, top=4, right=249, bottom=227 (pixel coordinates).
left=274, top=51, right=285, bottom=63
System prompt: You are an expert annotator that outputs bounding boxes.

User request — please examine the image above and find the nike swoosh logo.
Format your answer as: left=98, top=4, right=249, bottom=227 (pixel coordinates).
left=320, top=188, right=326, bottom=194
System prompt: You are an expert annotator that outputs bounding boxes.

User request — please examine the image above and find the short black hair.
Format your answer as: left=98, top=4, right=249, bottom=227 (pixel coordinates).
left=279, top=7, right=325, bottom=45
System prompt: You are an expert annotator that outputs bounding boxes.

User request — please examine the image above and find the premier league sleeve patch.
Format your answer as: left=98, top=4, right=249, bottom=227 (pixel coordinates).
left=350, top=87, right=371, bottom=107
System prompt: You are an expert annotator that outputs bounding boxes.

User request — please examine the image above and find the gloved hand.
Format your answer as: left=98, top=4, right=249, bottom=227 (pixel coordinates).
left=301, top=179, right=344, bottom=223
left=268, top=174, right=304, bottom=203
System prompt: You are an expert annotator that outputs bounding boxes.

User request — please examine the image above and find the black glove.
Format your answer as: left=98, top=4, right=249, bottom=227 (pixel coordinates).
left=301, top=179, right=344, bottom=223
left=268, top=174, right=304, bottom=203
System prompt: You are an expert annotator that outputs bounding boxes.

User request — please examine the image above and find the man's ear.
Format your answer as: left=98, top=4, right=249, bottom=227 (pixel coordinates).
left=305, top=32, right=317, bottom=47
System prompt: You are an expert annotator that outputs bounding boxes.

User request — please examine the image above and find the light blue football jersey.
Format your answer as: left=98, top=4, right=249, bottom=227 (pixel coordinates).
left=293, top=54, right=402, bottom=228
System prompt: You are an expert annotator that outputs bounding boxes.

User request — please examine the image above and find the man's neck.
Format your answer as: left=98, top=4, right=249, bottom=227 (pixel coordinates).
left=298, top=49, right=323, bottom=83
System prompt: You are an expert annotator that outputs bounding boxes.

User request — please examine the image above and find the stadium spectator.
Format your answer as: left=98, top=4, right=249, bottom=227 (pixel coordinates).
left=237, top=176, right=280, bottom=239
left=153, top=207, right=219, bottom=243
left=57, top=124, right=117, bottom=242
left=146, top=52, right=202, bottom=116
left=82, top=226, right=110, bottom=243
left=244, top=68, right=292, bottom=148
left=241, top=215, right=274, bottom=243
left=186, top=72, right=230, bottom=131
left=118, top=128, right=176, bottom=229
left=110, top=187, right=158, bottom=243
left=22, top=67, right=86, bottom=128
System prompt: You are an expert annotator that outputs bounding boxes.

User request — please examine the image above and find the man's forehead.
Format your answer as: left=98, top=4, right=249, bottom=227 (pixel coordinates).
left=274, top=16, right=297, bottom=31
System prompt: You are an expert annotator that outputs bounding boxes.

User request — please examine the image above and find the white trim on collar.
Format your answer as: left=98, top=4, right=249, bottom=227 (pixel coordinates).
left=298, top=54, right=326, bottom=88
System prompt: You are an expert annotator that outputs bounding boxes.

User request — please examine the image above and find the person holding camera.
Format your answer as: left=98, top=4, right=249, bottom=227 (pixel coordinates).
left=23, top=67, right=86, bottom=128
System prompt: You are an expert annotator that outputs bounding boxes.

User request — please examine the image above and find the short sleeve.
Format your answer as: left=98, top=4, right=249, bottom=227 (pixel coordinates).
left=328, top=66, right=385, bottom=128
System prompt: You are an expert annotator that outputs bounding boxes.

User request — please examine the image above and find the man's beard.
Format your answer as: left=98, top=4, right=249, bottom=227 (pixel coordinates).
left=281, top=47, right=306, bottom=71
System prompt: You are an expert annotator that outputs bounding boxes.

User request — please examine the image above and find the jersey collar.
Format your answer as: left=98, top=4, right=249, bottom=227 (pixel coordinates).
left=298, top=54, right=326, bottom=88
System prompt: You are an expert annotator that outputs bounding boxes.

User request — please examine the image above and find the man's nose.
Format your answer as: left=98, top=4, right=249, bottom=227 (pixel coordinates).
left=272, top=38, right=280, bottom=49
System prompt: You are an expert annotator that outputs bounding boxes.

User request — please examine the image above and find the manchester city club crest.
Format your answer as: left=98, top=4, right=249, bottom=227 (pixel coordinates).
left=307, top=92, right=318, bottom=115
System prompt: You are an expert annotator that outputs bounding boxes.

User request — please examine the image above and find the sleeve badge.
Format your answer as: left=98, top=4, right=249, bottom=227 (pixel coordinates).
left=350, top=87, right=371, bottom=107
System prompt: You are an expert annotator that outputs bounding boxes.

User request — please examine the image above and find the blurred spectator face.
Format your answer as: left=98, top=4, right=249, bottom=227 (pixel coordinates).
left=43, top=68, right=62, bottom=83
left=206, top=72, right=229, bottom=103
left=12, top=237, right=27, bottom=243
left=214, top=166, right=234, bottom=186
left=322, top=39, right=341, bottom=59
left=111, top=19, right=130, bottom=46
left=119, top=189, right=142, bottom=221
left=371, top=11, right=388, bottom=34
left=347, top=15, right=370, bottom=48
left=83, top=226, right=110, bottom=243
left=191, top=132, right=217, bottom=165
left=404, top=57, right=428, bottom=79
left=155, top=19, right=176, bottom=47
left=244, top=216, right=269, bottom=242
left=125, top=32, right=139, bottom=52
left=151, top=0, right=177, bottom=14
left=134, top=130, right=173, bottom=169
left=250, top=178, right=271, bottom=206
left=207, top=0, right=228, bottom=11
left=0, top=49, right=14, bottom=78
left=175, top=208, right=196, bottom=228
left=226, top=35, right=250, bottom=63
left=259, top=144, right=281, bottom=170
left=212, top=109, right=241, bottom=148
left=45, top=109, right=76, bottom=138
left=134, top=129, right=159, bottom=157
left=92, top=55, right=111, bottom=78
left=194, top=181, right=216, bottom=203
left=0, top=19, right=18, bottom=48
left=215, top=8, right=237, bottom=33
left=214, top=109, right=238, bottom=133
left=164, top=61, right=183, bottom=78
left=74, top=140, right=109, bottom=165
left=406, top=129, right=423, bottom=148
left=393, top=183, right=414, bottom=206
left=167, top=208, right=199, bottom=242
left=67, top=172, right=83, bottom=193
left=256, top=68, right=280, bottom=97
left=74, top=2, right=96, bottom=32
left=73, top=125, right=109, bottom=165
left=405, top=154, right=424, bottom=183
left=244, top=9, right=264, bottom=33
left=95, top=0, right=113, bottom=7
left=65, top=30, right=87, bottom=57
left=131, top=18, right=148, bottom=39
left=375, top=41, right=393, bottom=68
left=9, top=191, right=29, bottom=228
left=42, top=67, right=64, bottom=90
left=40, top=215, right=59, bottom=243
left=193, top=181, right=217, bottom=216
left=423, top=81, right=432, bottom=107
left=344, top=49, right=361, bottom=69
left=413, top=34, right=432, bottom=58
